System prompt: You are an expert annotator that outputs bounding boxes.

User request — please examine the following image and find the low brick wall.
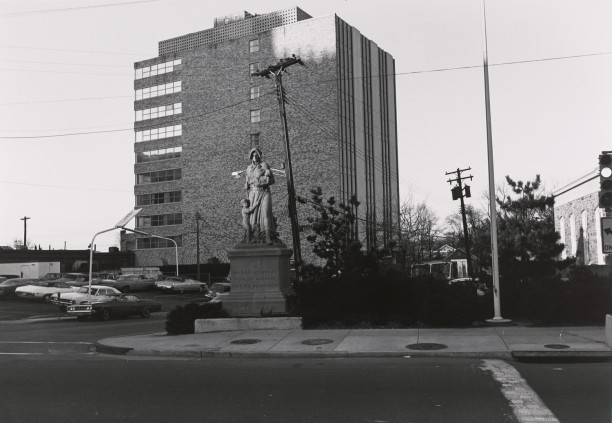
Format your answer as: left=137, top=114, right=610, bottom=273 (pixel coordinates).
left=195, top=317, right=302, bottom=333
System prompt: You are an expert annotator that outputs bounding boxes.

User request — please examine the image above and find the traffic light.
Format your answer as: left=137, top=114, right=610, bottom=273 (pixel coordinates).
left=599, top=153, right=612, bottom=208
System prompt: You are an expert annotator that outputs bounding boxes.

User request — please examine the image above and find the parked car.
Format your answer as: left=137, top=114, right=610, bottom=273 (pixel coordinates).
left=40, top=273, right=64, bottom=281
left=100, top=274, right=156, bottom=292
left=54, top=273, right=90, bottom=287
left=66, top=294, right=162, bottom=321
left=204, top=282, right=231, bottom=303
left=0, top=278, right=40, bottom=297
left=15, top=281, right=78, bottom=302
left=155, top=276, right=207, bottom=293
left=449, top=277, right=487, bottom=297
left=50, top=285, right=121, bottom=306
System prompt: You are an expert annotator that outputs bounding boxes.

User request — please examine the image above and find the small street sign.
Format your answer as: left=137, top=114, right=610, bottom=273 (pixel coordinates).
left=601, top=216, right=612, bottom=254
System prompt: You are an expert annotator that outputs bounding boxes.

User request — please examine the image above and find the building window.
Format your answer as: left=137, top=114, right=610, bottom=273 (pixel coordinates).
left=136, top=146, right=182, bottom=163
left=250, top=133, right=260, bottom=147
left=136, top=103, right=182, bottom=121
left=249, top=39, right=259, bottom=53
left=559, top=217, right=566, bottom=259
left=136, top=213, right=182, bottom=228
left=136, top=168, right=182, bottom=184
left=136, top=235, right=182, bottom=249
left=569, top=213, right=576, bottom=256
left=135, top=81, right=181, bottom=101
left=249, top=63, right=259, bottom=75
left=250, top=110, right=260, bottom=123
left=135, top=59, right=181, bottom=80
left=135, top=124, right=182, bottom=142
left=136, top=190, right=182, bottom=206
left=250, top=86, right=260, bottom=100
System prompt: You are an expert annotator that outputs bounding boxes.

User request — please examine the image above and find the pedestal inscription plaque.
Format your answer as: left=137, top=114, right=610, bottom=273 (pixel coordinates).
left=224, top=244, right=293, bottom=317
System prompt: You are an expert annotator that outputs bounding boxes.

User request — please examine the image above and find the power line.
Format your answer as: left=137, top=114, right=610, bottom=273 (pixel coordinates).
left=0, top=0, right=161, bottom=18
left=0, top=45, right=148, bottom=56
left=0, top=90, right=276, bottom=139
left=0, top=67, right=131, bottom=76
left=0, top=95, right=131, bottom=107
left=0, top=59, right=131, bottom=68
left=0, top=180, right=131, bottom=193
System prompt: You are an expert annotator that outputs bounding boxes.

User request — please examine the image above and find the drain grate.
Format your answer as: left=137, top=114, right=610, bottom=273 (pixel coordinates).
left=544, top=344, right=570, bottom=350
left=406, top=343, right=448, bottom=351
left=302, top=339, right=334, bottom=346
left=230, top=339, right=262, bottom=345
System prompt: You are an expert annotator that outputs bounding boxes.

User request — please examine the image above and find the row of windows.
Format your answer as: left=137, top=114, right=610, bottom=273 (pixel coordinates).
left=136, top=213, right=182, bottom=228
left=135, top=59, right=182, bottom=80
left=136, top=235, right=182, bottom=249
left=136, top=191, right=182, bottom=206
left=136, top=169, right=181, bottom=184
left=136, top=103, right=182, bottom=121
left=135, top=124, right=182, bottom=142
left=136, top=146, right=182, bottom=163
left=135, top=81, right=182, bottom=101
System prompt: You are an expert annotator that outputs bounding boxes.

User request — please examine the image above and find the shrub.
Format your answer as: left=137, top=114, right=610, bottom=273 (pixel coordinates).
left=165, top=302, right=228, bottom=335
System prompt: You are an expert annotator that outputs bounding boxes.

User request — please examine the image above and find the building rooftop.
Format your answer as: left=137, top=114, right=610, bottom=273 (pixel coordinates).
left=159, top=6, right=312, bottom=55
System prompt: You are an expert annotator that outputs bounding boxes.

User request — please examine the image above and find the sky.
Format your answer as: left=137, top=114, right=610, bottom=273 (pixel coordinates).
left=0, top=0, right=611, bottom=252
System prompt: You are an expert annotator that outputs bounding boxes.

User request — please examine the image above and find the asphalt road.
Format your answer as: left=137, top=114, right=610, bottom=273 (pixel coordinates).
left=0, top=355, right=609, bottom=423
left=0, top=292, right=610, bottom=423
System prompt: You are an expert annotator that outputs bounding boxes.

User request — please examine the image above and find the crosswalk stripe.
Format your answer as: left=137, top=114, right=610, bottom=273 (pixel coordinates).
left=480, top=359, right=559, bottom=423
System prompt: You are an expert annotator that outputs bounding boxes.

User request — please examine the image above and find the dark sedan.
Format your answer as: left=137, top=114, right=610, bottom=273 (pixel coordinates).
left=66, top=294, right=162, bottom=321
left=0, top=278, right=40, bottom=297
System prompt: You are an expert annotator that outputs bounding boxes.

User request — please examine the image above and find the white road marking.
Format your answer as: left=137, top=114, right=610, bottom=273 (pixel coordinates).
left=480, top=360, right=559, bottom=423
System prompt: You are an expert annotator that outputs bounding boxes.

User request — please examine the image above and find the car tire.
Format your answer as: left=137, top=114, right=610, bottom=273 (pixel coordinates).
left=42, top=294, right=52, bottom=303
left=101, top=309, right=111, bottom=321
left=141, top=307, right=151, bottom=318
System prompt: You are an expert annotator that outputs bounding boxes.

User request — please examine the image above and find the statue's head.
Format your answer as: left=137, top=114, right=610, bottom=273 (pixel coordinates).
left=249, top=146, right=262, bottom=163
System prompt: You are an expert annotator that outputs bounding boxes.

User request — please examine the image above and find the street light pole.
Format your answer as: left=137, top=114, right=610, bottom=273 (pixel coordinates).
left=481, top=0, right=511, bottom=324
left=195, top=211, right=202, bottom=281
left=20, top=216, right=30, bottom=249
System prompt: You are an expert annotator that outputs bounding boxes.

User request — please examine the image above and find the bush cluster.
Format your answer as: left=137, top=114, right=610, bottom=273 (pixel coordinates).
left=292, top=267, right=611, bottom=329
left=165, top=302, right=228, bottom=335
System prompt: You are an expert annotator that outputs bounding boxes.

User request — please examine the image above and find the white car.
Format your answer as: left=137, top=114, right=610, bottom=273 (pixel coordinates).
left=15, top=281, right=79, bottom=302
left=50, top=285, right=121, bottom=306
left=155, top=277, right=207, bottom=293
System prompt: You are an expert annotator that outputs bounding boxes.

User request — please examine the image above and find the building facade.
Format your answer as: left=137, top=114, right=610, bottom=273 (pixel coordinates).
left=132, top=7, right=400, bottom=266
left=553, top=174, right=609, bottom=265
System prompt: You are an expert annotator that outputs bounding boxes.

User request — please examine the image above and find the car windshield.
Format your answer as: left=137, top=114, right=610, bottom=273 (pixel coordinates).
left=76, top=287, right=98, bottom=294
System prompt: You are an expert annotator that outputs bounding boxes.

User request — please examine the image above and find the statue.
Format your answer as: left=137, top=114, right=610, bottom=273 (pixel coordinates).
left=242, top=147, right=278, bottom=245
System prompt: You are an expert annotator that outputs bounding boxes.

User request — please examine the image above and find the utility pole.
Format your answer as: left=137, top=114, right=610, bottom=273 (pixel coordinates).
left=446, top=168, right=474, bottom=278
left=252, top=55, right=304, bottom=269
left=195, top=211, right=202, bottom=281
left=20, top=216, right=30, bottom=249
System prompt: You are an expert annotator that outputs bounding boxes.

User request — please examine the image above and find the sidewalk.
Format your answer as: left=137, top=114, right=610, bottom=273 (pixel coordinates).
left=95, top=325, right=612, bottom=360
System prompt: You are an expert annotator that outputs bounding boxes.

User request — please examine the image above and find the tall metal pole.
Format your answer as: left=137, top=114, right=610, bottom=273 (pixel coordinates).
left=195, top=211, right=201, bottom=281
left=481, top=0, right=510, bottom=323
left=20, top=216, right=30, bottom=248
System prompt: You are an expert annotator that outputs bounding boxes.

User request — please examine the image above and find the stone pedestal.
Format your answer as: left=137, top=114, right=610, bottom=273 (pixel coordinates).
left=223, top=244, right=293, bottom=317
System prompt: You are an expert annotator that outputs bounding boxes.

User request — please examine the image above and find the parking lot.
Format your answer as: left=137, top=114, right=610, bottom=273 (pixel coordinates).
left=0, top=290, right=209, bottom=321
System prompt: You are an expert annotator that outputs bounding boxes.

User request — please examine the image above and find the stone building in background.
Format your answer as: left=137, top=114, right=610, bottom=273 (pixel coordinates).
left=132, top=6, right=400, bottom=266
left=553, top=176, right=608, bottom=265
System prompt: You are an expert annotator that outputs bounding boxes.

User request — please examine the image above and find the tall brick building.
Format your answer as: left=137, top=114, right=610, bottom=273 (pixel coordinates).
left=132, top=6, right=400, bottom=266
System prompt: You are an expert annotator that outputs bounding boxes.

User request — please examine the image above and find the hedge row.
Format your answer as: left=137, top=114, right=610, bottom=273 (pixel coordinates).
left=292, top=268, right=612, bottom=328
